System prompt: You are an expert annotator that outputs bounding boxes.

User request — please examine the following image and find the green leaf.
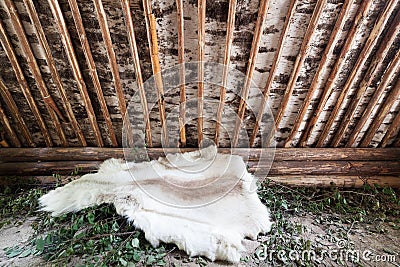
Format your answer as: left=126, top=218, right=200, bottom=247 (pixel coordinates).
left=112, top=221, right=119, bottom=232
left=19, top=249, right=32, bottom=258
left=146, top=255, right=156, bottom=265
left=133, top=251, right=141, bottom=262
left=120, top=257, right=128, bottom=266
left=131, top=238, right=139, bottom=248
left=6, top=247, right=23, bottom=258
left=36, top=238, right=45, bottom=252
left=87, top=212, right=95, bottom=224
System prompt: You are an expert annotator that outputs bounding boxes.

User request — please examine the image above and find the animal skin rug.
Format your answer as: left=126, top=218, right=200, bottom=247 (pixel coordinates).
left=39, top=146, right=272, bottom=262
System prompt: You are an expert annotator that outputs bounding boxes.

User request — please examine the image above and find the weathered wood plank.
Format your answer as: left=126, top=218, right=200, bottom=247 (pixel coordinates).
left=317, top=0, right=398, bottom=147
left=232, top=0, right=270, bottom=147
left=48, top=0, right=104, bottom=147
left=360, top=71, right=400, bottom=147
left=68, top=0, right=118, bottom=147
left=301, top=0, right=373, bottom=147
left=274, top=0, right=327, bottom=134
left=0, top=79, right=34, bottom=146
left=215, top=0, right=237, bottom=147
left=1, top=148, right=399, bottom=162
left=23, top=0, right=87, bottom=147
left=143, top=0, right=168, bottom=146
left=284, top=0, right=353, bottom=147
left=0, top=101, right=21, bottom=147
left=4, top=0, right=67, bottom=146
left=1, top=159, right=399, bottom=176
left=176, top=0, right=186, bottom=147
left=267, top=175, right=400, bottom=187
left=121, top=0, right=153, bottom=147
left=250, top=0, right=298, bottom=147
left=332, top=4, right=400, bottom=147
left=197, top=0, right=206, bottom=146
left=0, top=20, right=51, bottom=147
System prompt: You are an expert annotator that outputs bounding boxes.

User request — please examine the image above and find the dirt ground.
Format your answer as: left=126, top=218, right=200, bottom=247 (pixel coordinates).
left=1, top=213, right=398, bottom=266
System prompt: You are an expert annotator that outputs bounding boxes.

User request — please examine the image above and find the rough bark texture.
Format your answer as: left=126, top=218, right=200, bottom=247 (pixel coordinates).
left=0, top=0, right=399, bottom=148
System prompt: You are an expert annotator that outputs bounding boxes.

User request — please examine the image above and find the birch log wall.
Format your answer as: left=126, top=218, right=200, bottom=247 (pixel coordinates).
left=0, top=0, right=399, bottom=186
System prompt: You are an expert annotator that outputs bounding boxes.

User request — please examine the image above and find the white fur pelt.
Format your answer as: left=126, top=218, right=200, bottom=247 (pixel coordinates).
left=39, top=146, right=272, bottom=262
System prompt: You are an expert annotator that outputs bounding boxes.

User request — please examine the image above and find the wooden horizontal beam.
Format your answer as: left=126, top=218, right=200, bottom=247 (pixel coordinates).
left=1, top=148, right=398, bottom=187
left=0, top=159, right=398, bottom=177
left=267, top=175, right=400, bottom=187
left=1, top=148, right=399, bottom=162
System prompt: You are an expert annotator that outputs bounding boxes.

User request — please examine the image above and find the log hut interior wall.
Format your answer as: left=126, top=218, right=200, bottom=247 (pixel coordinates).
left=0, top=0, right=399, bottom=186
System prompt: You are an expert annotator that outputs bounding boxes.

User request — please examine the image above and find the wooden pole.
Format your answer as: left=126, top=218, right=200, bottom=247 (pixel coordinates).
left=68, top=0, right=118, bottom=147
left=0, top=101, right=21, bottom=147
left=4, top=0, right=68, bottom=146
left=23, top=0, right=86, bottom=146
left=274, top=0, right=327, bottom=140
left=48, top=0, right=104, bottom=147
left=1, top=159, right=399, bottom=176
left=176, top=0, right=186, bottom=147
left=300, top=0, right=373, bottom=147
left=250, top=0, right=298, bottom=147
left=0, top=20, right=51, bottom=147
left=120, top=0, right=153, bottom=147
left=197, top=0, right=206, bottom=146
left=359, top=67, right=400, bottom=147
left=215, top=0, right=237, bottom=147
left=2, top=147, right=400, bottom=162
left=232, top=0, right=270, bottom=147
left=92, top=0, right=134, bottom=147
left=0, top=79, right=34, bottom=146
left=317, top=0, right=397, bottom=147
left=283, top=0, right=352, bottom=147
left=92, top=0, right=126, bottom=119
left=330, top=2, right=399, bottom=147
left=142, top=0, right=168, bottom=147
left=346, top=46, right=400, bottom=147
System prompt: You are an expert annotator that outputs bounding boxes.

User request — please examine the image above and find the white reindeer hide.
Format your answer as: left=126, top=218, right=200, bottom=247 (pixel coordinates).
left=39, top=146, right=272, bottom=262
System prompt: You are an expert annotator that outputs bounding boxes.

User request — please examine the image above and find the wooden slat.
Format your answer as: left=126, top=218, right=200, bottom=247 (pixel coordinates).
left=92, top=0, right=134, bottom=147
left=232, top=0, right=270, bottom=147
left=197, top=0, right=206, bottom=146
left=348, top=49, right=400, bottom=147
left=274, top=0, right=327, bottom=138
left=48, top=0, right=104, bottom=147
left=250, top=0, right=298, bottom=147
left=380, top=90, right=400, bottom=148
left=1, top=147, right=399, bottom=162
left=283, top=0, right=353, bottom=147
left=1, top=159, right=399, bottom=177
left=23, top=0, right=86, bottom=146
left=359, top=74, right=400, bottom=147
left=142, top=0, right=168, bottom=146
left=176, top=0, right=186, bottom=147
left=0, top=79, right=34, bottom=146
left=68, top=0, right=118, bottom=147
left=121, top=0, right=153, bottom=147
left=300, top=0, right=373, bottom=147
left=4, top=0, right=68, bottom=146
left=0, top=20, right=51, bottom=147
left=92, top=0, right=127, bottom=120
left=0, top=101, right=21, bottom=147
left=331, top=3, right=400, bottom=147
left=215, top=0, right=237, bottom=146
left=317, top=0, right=397, bottom=147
